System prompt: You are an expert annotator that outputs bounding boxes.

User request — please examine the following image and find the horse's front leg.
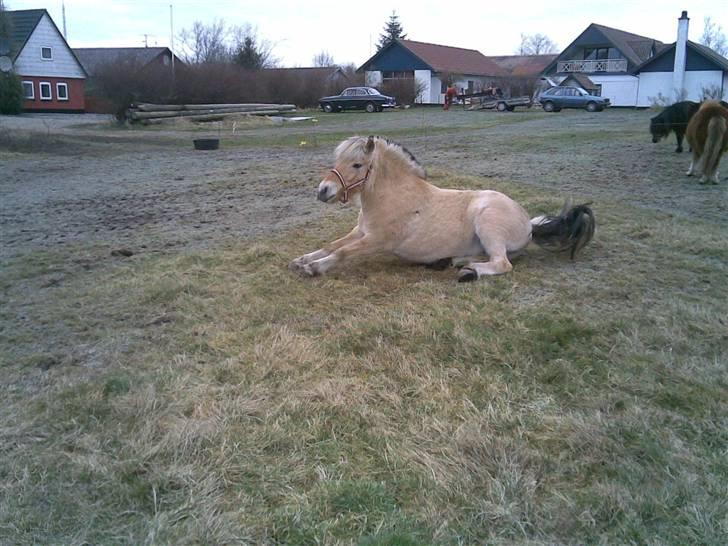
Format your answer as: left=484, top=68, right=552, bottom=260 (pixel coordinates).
left=289, top=226, right=363, bottom=271
left=301, top=235, right=385, bottom=277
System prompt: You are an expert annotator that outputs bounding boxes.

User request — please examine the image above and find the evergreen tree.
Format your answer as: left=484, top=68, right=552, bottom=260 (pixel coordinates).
left=233, top=36, right=264, bottom=69
left=377, top=11, right=406, bottom=51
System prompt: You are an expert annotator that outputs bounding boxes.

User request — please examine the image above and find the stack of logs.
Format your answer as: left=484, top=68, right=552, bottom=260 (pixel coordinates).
left=126, top=103, right=297, bottom=124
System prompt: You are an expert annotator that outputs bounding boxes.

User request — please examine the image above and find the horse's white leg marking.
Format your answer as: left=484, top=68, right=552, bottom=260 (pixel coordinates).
left=686, top=160, right=695, bottom=176
left=301, top=235, right=383, bottom=276
left=290, top=226, right=363, bottom=271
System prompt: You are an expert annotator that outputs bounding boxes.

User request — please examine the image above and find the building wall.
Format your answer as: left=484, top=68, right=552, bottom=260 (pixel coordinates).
left=14, top=13, right=86, bottom=78
left=365, top=71, right=382, bottom=87
left=21, top=76, right=85, bottom=111
left=414, top=69, right=431, bottom=103
left=587, top=74, right=638, bottom=106
left=636, top=70, right=725, bottom=106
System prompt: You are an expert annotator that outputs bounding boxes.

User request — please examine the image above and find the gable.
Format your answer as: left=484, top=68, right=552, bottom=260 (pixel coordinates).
left=359, top=41, right=432, bottom=72
left=635, top=42, right=728, bottom=73
left=11, top=12, right=86, bottom=78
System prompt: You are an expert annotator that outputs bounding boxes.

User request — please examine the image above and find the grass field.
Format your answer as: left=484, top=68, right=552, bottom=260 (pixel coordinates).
left=1, top=108, right=727, bottom=545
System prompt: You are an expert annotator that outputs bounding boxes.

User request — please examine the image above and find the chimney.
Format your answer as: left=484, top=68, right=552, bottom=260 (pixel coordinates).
left=672, top=10, right=689, bottom=100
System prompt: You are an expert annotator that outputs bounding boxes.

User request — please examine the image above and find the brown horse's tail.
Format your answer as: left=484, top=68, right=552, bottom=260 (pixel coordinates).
left=530, top=200, right=596, bottom=259
left=702, top=115, right=728, bottom=176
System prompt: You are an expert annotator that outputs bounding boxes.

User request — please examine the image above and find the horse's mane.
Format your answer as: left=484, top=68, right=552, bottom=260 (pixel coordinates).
left=334, top=136, right=427, bottom=179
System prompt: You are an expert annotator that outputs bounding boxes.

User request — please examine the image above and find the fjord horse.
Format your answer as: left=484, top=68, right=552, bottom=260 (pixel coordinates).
left=686, top=100, right=728, bottom=184
left=290, top=136, right=595, bottom=282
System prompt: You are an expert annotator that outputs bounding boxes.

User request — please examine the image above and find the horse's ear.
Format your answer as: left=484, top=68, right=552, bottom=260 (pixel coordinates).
left=365, top=136, right=375, bottom=154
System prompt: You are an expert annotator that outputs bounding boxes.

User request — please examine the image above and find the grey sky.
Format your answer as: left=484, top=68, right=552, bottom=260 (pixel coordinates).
left=7, top=0, right=728, bottom=66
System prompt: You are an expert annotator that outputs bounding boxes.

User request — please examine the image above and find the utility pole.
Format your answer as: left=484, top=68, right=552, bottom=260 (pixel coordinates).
left=143, top=34, right=148, bottom=47
left=170, top=4, right=175, bottom=92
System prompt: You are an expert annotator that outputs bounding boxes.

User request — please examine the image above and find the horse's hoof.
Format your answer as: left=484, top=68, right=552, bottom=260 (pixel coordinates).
left=289, top=258, right=304, bottom=272
left=301, top=263, right=320, bottom=277
left=675, top=148, right=682, bottom=153
left=457, top=267, right=477, bottom=283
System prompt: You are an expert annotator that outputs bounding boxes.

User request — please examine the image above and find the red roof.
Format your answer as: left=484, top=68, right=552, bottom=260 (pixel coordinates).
left=397, top=39, right=506, bottom=76
left=487, top=54, right=558, bottom=77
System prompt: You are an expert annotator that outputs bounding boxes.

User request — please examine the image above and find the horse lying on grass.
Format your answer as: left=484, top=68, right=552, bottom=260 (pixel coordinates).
left=686, top=100, right=728, bottom=185
left=290, top=136, right=595, bottom=282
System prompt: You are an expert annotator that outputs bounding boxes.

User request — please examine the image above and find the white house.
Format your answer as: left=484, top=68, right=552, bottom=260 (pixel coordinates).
left=357, top=39, right=505, bottom=104
left=4, top=9, right=87, bottom=112
left=634, top=13, right=728, bottom=106
left=542, top=11, right=728, bottom=106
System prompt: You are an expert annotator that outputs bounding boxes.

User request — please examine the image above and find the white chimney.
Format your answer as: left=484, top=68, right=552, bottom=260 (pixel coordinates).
left=672, top=10, right=689, bottom=101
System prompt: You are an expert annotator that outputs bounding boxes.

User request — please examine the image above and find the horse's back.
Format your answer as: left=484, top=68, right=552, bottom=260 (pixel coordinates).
left=687, top=101, right=728, bottom=153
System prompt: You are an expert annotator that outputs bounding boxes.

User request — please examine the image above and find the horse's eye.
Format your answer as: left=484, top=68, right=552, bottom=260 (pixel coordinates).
left=353, top=163, right=362, bottom=169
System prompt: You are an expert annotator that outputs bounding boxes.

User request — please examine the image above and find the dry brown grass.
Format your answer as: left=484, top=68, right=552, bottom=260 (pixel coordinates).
left=1, top=113, right=727, bottom=545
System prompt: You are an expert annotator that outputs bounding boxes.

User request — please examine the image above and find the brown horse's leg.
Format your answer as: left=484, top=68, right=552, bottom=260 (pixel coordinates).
left=301, top=235, right=385, bottom=276
left=686, top=150, right=700, bottom=176
left=290, top=226, right=362, bottom=271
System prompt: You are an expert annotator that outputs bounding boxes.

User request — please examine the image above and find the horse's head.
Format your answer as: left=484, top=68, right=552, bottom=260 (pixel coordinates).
left=317, top=136, right=376, bottom=204
left=317, top=136, right=427, bottom=205
left=650, top=115, right=669, bottom=143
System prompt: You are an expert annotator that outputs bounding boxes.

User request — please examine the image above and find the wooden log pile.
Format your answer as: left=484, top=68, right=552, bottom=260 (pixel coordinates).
left=126, top=103, right=296, bottom=124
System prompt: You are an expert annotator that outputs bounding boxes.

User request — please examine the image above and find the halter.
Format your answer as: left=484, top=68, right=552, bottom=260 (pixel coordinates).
left=330, top=167, right=371, bottom=204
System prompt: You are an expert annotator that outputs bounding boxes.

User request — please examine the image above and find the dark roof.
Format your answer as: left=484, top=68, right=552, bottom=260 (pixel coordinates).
left=358, top=39, right=505, bottom=77
left=487, top=54, right=558, bottom=77
left=632, top=40, right=728, bottom=73
left=4, top=9, right=46, bottom=60
left=591, top=24, right=664, bottom=66
left=263, top=66, right=349, bottom=80
left=73, top=47, right=175, bottom=74
left=561, top=73, right=598, bottom=90
left=543, top=23, right=664, bottom=74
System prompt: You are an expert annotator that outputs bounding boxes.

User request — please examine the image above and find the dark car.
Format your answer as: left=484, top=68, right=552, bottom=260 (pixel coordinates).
left=319, top=87, right=396, bottom=113
left=539, top=86, right=610, bottom=112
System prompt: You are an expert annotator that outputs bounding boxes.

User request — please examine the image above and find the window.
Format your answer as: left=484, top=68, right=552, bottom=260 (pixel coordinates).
left=56, top=82, right=69, bottom=101
left=41, top=47, right=53, bottom=60
left=344, top=89, right=356, bottom=96
left=594, top=84, right=602, bottom=97
left=39, top=82, right=52, bottom=100
left=22, top=81, right=35, bottom=100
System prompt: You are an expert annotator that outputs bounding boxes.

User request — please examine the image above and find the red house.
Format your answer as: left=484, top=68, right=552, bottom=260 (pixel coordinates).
left=5, top=9, right=87, bottom=112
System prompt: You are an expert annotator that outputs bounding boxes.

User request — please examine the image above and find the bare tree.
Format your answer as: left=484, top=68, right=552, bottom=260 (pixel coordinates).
left=179, top=20, right=231, bottom=64
left=517, top=33, right=558, bottom=55
left=699, top=16, right=728, bottom=57
left=312, top=50, right=335, bottom=67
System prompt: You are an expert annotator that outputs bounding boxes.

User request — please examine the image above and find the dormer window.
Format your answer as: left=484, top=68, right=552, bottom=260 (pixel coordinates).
left=41, top=47, right=53, bottom=60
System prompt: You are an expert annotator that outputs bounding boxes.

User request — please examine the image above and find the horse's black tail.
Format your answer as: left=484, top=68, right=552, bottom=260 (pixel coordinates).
left=530, top=200, right=595, bottom=259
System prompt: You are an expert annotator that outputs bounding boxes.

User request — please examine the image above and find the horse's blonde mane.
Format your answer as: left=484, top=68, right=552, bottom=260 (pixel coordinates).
left=334, top=136, right=427, bottom=179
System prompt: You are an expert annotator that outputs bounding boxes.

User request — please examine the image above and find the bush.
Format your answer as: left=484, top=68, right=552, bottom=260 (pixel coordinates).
left=0, top=72, right=23, bottom=115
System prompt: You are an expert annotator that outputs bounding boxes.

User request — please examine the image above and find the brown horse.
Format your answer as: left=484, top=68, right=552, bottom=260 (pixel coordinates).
left=290, top=136, right=595, bottom=282
left=686, top=100, right=728, bottom=184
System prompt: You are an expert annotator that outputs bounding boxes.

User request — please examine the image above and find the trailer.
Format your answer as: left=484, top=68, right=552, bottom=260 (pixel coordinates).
left=458, top=89, right=533, bottom=112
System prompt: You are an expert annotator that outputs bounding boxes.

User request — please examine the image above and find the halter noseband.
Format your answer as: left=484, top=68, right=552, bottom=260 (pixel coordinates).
left=330, top=167, right=370, bottom=203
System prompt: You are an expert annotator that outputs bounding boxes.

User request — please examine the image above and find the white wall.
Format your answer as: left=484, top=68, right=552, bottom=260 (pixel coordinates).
left=14, top=13, right=85, bottom=78
left=430, top=75, right=443, bottom=103
left=414, top=69, right=431, bottom=104
left=637, top=70, right=725, bottom=106
left=365, top=71, right=382, bottom=88
left=636, top=72, right=674, bottom=106
left=589, top=75, right=638, bottom=106
left=685, top=71, right=724, bottom=101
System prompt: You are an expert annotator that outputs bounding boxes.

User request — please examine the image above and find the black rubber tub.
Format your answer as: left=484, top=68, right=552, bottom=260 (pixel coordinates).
left=193, top=138, right=220, bottom=150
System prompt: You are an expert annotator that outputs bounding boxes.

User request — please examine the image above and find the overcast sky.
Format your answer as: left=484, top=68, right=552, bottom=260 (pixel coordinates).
left=7, top=0, right=728, bottom=66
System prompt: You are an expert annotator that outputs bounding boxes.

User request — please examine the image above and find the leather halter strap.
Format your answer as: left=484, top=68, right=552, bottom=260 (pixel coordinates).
left=330, top=167, right=370, bottom=203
